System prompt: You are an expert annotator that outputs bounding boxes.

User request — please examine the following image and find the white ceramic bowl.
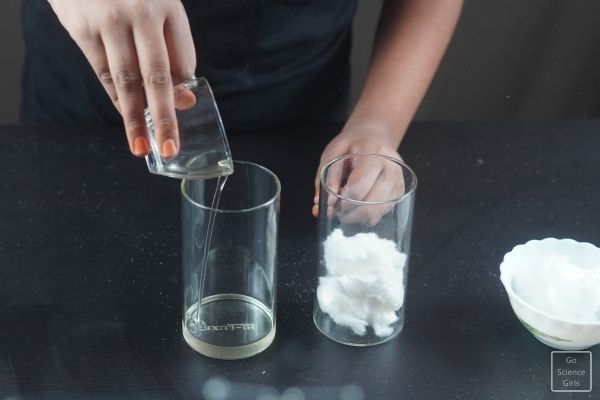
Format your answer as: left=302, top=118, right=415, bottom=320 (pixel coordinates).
left=500, top=238, right=600, bottom=350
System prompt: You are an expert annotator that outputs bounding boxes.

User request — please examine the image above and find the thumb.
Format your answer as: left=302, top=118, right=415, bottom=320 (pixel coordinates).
left=174, top=86, right=196, bottom=110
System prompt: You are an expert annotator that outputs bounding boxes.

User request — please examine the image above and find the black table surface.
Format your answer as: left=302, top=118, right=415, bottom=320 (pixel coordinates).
left=1, top=121, right=599, bottom=399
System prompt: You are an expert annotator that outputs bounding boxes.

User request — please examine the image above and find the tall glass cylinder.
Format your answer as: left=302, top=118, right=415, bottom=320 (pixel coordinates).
left=313, top=154, right=417, bottom=346
left=181, top=161, right=280, bottom=359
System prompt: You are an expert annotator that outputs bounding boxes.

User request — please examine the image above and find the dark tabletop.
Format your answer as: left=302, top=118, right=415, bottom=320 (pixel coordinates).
left=0, top=121, right=599, bottom=400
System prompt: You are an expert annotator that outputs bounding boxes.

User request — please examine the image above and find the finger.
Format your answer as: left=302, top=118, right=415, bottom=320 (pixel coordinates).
left=315, top=158, right=340, bottom=201
left=340, top=156, right=385, bottom=202
left=314, top=169, right=321, bottom=205
left=102, top=28, right=149, bottom=157
left=340, top=187, right=395, bottom=226
left=386, top=162, right=407, bottom=200
left=314, top=159, right=338, bottom=219
left=324, top=156, right=355, bottom=214
left=312, top=184, right=320, bottom=218
left=313, top=159, right=334, bottom=217
left=326, top=159, right=348, bottom=220
left=326, top=157, right=346, bottom=201
left=76, top=34, right=120, bottom=112
left=166, top=5, right=197, bottom=111
left=313, top=160, right=326, bottom=218
left=164, top=3, right=197, bottom=83
left=312, top=204, right=319, bottom=218
left=339, top=161, right=406, bottom=226
left=315, top=139, right=350, bottom=216
left=338, top=157, right=384, bottom=218
left=134, top=22, right=179, bottom=159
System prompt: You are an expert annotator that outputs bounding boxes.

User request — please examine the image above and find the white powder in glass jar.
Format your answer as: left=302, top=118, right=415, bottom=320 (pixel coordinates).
left=317, top=229, right=406, bottom=337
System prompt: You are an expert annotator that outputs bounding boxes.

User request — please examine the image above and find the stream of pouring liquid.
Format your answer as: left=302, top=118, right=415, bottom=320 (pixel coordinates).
left=195, top=174, right=228, bottom=325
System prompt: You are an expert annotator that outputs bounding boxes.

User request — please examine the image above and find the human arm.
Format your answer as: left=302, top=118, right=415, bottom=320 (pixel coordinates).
left=313, top=0, right=463, bottom=217
left=47, top=0, right=197, bottom=157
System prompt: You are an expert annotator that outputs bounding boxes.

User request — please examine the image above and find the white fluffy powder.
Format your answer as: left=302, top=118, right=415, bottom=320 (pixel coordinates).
left=513, top=254, right=600, bottom=322
left=317, top=229, right=406, bottom=337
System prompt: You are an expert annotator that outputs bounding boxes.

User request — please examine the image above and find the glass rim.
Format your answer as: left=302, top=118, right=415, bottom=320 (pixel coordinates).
left=319, top=153, right=417, bottom=205
left=181, top=160, right=281, bottom=213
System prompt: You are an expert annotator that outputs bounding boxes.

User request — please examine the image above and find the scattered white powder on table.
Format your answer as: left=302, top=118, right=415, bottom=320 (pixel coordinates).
left=317, top=229, right=406, bottom=337
left=513, top=254, right=600, bottom=322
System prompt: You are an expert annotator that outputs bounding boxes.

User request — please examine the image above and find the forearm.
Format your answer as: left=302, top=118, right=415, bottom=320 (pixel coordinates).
left=349, top=0, right=463, bottom=147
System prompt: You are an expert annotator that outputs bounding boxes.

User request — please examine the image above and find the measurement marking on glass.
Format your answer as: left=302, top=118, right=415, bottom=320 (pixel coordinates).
left=199, top=320, right=256, bottom=331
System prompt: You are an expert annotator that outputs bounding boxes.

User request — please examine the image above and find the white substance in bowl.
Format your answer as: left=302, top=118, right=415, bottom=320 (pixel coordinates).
left=316, top=229, right=406, bottom=337
left=513, top=254, right=600, bottom=322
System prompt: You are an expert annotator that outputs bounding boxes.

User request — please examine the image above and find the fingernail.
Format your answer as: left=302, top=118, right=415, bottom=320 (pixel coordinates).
left=161, top=139, right=178, bottom=158
left=312, top=204, right=319, bottom=218
left=133, top=137, right=149, bottom=157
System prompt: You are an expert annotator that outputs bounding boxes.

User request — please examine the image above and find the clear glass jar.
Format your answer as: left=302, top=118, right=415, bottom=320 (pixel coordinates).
left=313, top=154, right=417, bottom=346
left=181, top=161, right=280, bottom=359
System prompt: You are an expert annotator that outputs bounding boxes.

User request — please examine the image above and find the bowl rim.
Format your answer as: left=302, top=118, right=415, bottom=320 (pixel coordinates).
left=500, top=238, right=600, bottom=327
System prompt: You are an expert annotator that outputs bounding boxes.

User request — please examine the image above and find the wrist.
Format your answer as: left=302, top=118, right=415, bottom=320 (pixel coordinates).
left=343, top=113, right=401, bottom=148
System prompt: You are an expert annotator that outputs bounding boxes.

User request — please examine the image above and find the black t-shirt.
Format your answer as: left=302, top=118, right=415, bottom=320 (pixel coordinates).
left=21, top=0, right=356, bottom=133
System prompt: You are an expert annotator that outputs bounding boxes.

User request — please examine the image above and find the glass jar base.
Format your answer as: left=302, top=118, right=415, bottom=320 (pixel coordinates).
left=183, top=294, right=275, bottom=359
left=313, top=310, right=404, bottom=347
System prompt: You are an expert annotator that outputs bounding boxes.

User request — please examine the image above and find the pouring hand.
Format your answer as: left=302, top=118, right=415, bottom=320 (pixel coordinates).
left=48, top=0, right=196, bottom=158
